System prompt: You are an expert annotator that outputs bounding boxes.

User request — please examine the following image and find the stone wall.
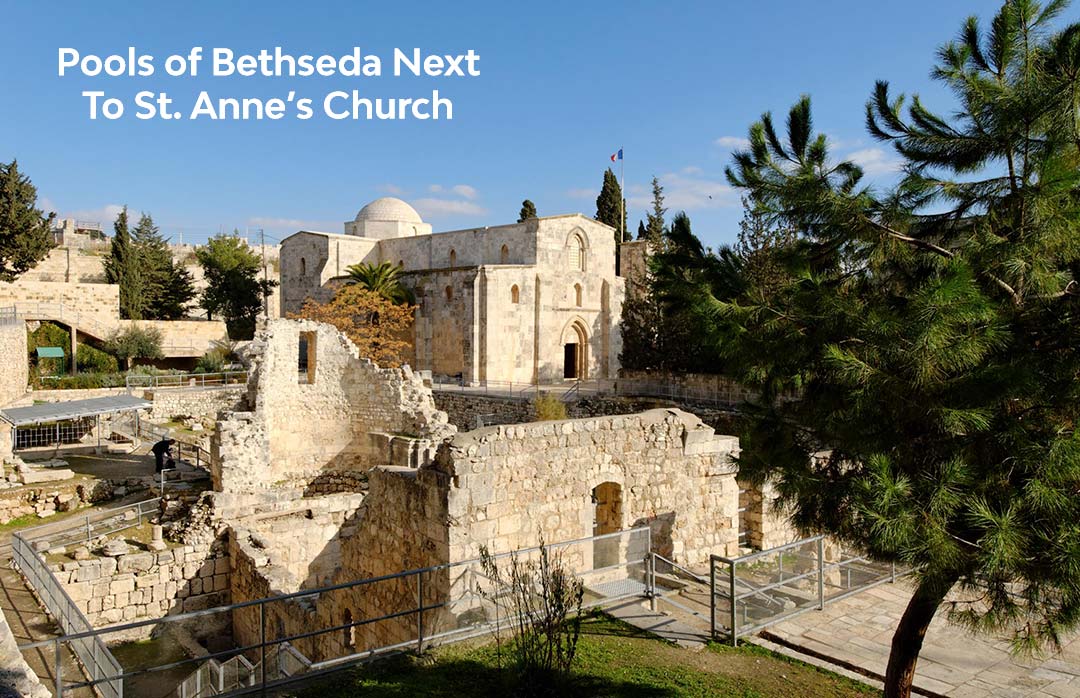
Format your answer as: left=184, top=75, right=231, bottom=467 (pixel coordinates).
left=0, top=606, right=49, bottom=698
left=432, top=393, right=534, bottom=429
left=148, top=386, right=248, bottom=421
left=0, top=281, right=119, bottom=329
left=212, top=319, right=455, bottom=492
left=0, top=478, right=119, bottom=524
left=438, top=408, right=741, bottom=567
left=0, top=322, right=28, bottom=408
left=49, top=538, right=229, bottom=628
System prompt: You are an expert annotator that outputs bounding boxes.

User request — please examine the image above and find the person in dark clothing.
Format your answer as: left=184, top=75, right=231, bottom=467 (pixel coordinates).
left=151, top=438, right=176, bottom=473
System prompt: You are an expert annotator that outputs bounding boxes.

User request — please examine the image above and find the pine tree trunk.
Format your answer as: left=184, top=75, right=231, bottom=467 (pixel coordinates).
left=884, top=575, right=956, bottom=698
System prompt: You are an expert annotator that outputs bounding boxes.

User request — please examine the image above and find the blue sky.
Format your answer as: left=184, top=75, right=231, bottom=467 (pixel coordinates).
left=0, top=1, right=1042, bottom=249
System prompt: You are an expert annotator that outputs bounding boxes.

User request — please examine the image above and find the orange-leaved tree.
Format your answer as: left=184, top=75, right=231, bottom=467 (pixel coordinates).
left=289, top=285, right=414, bottom=367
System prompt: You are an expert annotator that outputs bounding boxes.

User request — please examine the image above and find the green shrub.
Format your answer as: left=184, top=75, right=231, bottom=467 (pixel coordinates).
left=533, top=393, right=568, bottom=421
left=106, top=325, right=164, bottom=369
left=76, top=344, right=118, bottom=373
left=194, top=348, right=227, bottom=374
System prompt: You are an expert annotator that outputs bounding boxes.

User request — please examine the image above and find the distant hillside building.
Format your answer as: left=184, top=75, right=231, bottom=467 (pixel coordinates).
left=279, top=197, right=626, bottom=385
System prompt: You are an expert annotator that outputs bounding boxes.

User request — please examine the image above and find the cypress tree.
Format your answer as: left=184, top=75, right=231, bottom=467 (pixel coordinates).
left=517, top=199, right=537, bottom=222
left=0, top=160, right=53, bottom=282
left=103, top=207, right=145, bottom=320
left=594, top=168, right=627, bottom=246
left=645, top=176, right=666, bottom=247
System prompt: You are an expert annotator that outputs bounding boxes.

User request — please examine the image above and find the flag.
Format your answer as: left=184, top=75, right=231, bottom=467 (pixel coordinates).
left=610, top=148, right=623, bottom=162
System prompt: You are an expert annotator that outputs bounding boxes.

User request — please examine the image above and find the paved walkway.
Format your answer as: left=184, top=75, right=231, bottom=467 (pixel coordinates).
left=766, top=580, right=1080, bottom=697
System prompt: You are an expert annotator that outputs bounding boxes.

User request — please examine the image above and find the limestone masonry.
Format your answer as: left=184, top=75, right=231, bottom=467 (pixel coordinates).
left=279, top=198, right=626, bottom=385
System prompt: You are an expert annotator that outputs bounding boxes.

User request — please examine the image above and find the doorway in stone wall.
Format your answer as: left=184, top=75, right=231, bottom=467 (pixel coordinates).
left=562, top=320, right=588, bottom=380
left=592, top=482, right=622, bottom=568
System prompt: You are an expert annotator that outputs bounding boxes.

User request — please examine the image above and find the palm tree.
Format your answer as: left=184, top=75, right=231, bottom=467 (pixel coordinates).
left=343, top=261, right=414, bottom=304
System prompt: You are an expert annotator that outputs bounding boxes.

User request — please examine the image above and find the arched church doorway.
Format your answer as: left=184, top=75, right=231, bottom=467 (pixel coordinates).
left=562, top=320, right=588, bottom=380
left=592, top=482, right=622, bottom=568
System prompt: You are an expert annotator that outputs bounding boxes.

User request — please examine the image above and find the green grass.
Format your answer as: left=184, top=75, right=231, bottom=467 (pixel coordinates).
left=288, top=614, right=878, bottom=698
left=0, top=513, right=42, bottom=532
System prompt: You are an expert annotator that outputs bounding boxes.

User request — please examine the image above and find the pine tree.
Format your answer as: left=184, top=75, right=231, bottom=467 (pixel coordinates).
left=196, top=234, right=276, bottom=339
left=702, top=5, right=1080, bottom=696
left=644, top=176, right=666, bottom=246
left=517, top=199, right=537, bottom=222
left=734, top=196, right=796, bottom=298
left=131, top=213, right=195, bottom=320
left=594, top=168, right=627, bottom=246
left=103, top=207, right=145, bottom=320
left=0, top=160, right=53, bottom=282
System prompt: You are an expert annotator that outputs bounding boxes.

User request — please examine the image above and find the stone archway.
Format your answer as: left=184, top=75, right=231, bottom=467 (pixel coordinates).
left=561, top=320, right=589, bottom=380
left=592, top=481, right=623, bottom=568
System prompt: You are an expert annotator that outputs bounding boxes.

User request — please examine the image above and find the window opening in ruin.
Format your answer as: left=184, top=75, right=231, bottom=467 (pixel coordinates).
left=500, top=244, right=509, bottom=264
left=343, top=609, right=356, bottom=651
left=445, top=285, right=453, bottom=301
left=511, top=284, right=520, bottom=304
left=298, top=331, right=317, bottom=384
left=575, top=283, right=583, bottom=307
left=449, top=249, right=457, bottom=267
left=592, top=482, right=623, bottom=568
left=300, top=257, right=307, bottom=276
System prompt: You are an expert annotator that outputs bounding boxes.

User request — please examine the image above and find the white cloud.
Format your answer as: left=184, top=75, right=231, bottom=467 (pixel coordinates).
left=628, top=171, right=737, bottom=211
left=412, top=198, right=488, bottom=217
left=247, top=216, right=340, bottom=232
left=377, top=184, right=405, bottom=195
left=714, top=136, right=750, bottom=149
left=43, top=199, right=126, bottom=225
left=681, top=166, right=704, bottom=175
left=846, top=147, right=903, bottom=176
left=451, top=184, right=478, bottom=200
left=428, top=184, right=444, bottom=193
left=566, top=188, right=594, bottom=199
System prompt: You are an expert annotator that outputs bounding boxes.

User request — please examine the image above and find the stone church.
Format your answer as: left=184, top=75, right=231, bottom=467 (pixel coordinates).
left=279, top=198, right=627, bottom=385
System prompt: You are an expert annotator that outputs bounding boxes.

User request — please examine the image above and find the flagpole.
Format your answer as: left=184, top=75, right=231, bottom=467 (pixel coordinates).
left=619, top=146, right=625, bottom=242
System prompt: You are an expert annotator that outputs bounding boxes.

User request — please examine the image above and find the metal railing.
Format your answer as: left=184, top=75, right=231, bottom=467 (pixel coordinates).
left=12, top=525, right=128, bottom=698
left=0, top=306, right=19, bottom=326
left=429, top=378, right=613, bottom=402
left=20, top=527, right=652, bottom=697
left=707, top=536, right=903, bottom=645
left=16, top=498, right=162, bottom=552
left=125, top=371, right=248, bottom=392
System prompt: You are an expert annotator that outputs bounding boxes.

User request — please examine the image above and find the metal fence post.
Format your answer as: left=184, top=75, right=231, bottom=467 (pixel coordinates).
left=647, top=554, right=656, bottom=612
left=729, top=559, right=738, bottom=647
left=890, top=561, right=896, bottom=583
left=817, top=537, right=825, bottom=610
left=416, top=572, right=425, bottom=654
left=54, top=637, right=63, bottom=698
left=260, top=601, right=267, bottom=694
left=86, top=514, right=91, bottom=545
left=709, top=557, right=716, bottom=640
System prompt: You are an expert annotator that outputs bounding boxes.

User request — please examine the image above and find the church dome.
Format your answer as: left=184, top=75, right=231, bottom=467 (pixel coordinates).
left=355, top=197, right=423, bottom=224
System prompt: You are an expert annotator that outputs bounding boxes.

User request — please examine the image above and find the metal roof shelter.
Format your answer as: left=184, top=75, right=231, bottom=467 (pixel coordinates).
left=35, top=347, right=64, bottom=359
left=1, top=395, right=151, bottom=453
left=0, top=395, right=150, bottom=427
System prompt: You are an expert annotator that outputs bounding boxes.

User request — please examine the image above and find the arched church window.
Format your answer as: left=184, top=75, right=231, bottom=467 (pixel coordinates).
left=445, top=285, right=453, bottom=301
left=569, top=234, right=585, bottom=272
left=449, top=249, right=457, bottom=267
left=575, top=283, right=583, bottom=307
left=511, top=285, right=520, bottom=304
left=500, top=244, right=510, bottom=264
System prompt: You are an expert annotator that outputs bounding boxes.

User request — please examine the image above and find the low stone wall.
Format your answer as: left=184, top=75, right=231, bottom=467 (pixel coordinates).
left=49, top=538, right=229, bottom=629
left=148, top=386, right=248, bottom=421
left=0, top=478, right=122, bottom=524
left=433, top=393, right=533, bottom=428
